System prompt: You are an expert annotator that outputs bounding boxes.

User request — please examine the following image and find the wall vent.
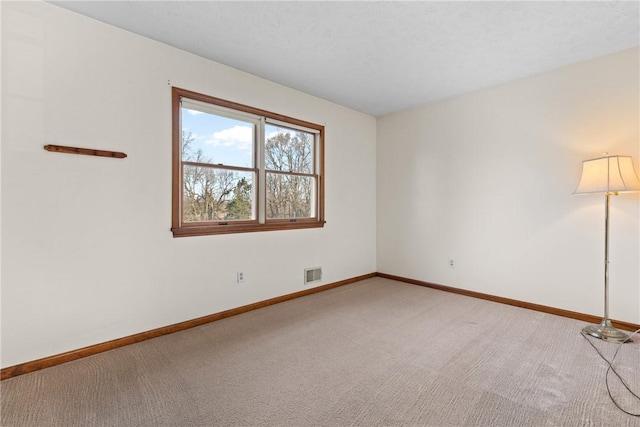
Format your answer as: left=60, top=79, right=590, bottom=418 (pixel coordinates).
left=304, top=267, right=322, bottom=285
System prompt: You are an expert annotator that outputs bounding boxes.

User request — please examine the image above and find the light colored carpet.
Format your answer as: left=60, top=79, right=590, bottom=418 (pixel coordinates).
left=2, top=277, right=639, bottom=426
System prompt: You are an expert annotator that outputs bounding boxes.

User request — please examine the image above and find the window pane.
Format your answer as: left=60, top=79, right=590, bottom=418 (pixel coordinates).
left=181, top=107, right=254, bottom=168
left=265, top=124, right=313, bottom=174
left=266, top=173, right=315, bottom=219
left=183, top=165, right=255, bottom=222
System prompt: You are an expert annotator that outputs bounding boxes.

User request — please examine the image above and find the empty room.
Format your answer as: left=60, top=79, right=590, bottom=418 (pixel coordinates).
left=1, top=1, right=639, bottom=426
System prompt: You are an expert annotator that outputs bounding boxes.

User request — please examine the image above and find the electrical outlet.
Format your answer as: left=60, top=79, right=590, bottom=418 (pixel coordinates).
left=237, top=271, right=245, bottom=283
left=448, top=259, right=455, bottom=268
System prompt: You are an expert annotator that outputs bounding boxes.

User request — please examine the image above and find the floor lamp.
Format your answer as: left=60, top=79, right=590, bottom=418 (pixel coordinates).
left=574, top=154, right=640, bottom=343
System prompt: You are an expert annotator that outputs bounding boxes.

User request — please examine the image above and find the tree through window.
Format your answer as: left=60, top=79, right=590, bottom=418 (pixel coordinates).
left=265, top=123, right=315, bottom=219
left=172, top=87, right=324, bottom=236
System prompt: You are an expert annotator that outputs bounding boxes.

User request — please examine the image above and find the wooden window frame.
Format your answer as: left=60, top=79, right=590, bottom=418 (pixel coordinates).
left=172, top=87, right=325, bottom=237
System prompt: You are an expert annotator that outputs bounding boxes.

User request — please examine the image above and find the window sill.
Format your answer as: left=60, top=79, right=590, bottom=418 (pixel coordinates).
left=172, top=220, right=326, bottom=237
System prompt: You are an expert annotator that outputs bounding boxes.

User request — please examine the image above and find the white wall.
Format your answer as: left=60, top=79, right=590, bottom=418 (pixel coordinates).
left=1, top=2, right=377, bottom=368
left=378, top=47, right=640, bottom=324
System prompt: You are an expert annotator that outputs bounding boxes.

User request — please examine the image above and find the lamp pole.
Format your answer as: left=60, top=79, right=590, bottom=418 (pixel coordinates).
left=603, top=192, right=611, bottom=322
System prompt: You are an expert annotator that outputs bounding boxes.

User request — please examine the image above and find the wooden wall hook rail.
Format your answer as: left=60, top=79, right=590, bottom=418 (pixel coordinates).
left=44, top=145, right=127, bottom=159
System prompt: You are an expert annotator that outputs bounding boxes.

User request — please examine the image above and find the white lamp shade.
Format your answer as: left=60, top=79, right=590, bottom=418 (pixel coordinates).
left=575, top=155, right=640, bottom=194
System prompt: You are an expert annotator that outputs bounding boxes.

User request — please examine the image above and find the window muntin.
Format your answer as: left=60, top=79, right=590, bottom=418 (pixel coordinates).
left=172, top=87, right=324, bottom=236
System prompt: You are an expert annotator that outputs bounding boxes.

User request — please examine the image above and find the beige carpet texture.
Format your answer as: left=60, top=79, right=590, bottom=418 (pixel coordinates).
left=2, top=277, right=639, bottom=426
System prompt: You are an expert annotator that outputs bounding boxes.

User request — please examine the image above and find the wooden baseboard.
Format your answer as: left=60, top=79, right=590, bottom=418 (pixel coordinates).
left=0, top=273, right=376, bottom=380
left=376, top=272, right=640, bottom=332
left=4, top=271, right=637, bottom=380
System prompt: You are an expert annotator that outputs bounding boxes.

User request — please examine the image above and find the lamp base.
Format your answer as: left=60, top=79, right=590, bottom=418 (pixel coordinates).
left=582, top=319, right=632, bottom=343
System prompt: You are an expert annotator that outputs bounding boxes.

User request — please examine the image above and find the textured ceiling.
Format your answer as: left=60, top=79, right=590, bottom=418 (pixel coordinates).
left=50, top=1, right=639, bottom=117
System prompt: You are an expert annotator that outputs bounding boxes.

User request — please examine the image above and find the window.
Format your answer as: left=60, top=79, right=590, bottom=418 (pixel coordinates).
left=172, top=87, right=324, bottom=237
